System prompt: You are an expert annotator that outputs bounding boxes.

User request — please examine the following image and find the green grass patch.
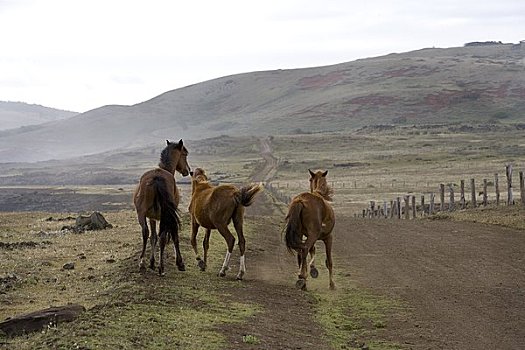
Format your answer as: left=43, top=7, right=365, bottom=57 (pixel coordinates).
left=311, top=270, right=405, bottom=350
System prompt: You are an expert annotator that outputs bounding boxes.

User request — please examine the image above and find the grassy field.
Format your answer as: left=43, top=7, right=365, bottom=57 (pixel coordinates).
left=0, top=210, right=263, bottom=349
left=267, top=125, right=524, bottom=215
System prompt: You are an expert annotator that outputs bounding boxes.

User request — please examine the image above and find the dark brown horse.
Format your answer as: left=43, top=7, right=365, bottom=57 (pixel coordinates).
left=133, top=139, right=191, bottom=276
left=285, top=169, right=335, bottom=290
left=188, top=167, right=263, bottom=280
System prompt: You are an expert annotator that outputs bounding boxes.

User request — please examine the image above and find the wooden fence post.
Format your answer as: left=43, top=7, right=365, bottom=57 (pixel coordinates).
left=506, top=164, right=513, bottom=205
left=460, top=180, right=466, bottom=209
left=421, top=195, right=425, bottom=216
left=429, top=193, right=435, bottom=214
left=390, top=200, right=394, bottom=218
left=440, top=184, right=445, bottom=212
left=483, top=179, right=488, bottom=206
left=520, top=171, right=525, bottom=205
left=396, top=197, right=401, bottom=219
left=449, top=185, right=455, bottom=211
left=470, top=178, right=477, bottom=208
left=383, top=201, right=388, bottom=218
left=495, top=173, right=500, bottom=206
left=404, top=196, right=410, bottom=220
left=411, top=196, right=416, bottom=218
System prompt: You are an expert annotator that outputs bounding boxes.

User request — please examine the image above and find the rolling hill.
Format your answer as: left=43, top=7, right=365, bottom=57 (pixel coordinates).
left=0, top=101, right=77, bottom=131
left=0, top=42, right=524, bottom=163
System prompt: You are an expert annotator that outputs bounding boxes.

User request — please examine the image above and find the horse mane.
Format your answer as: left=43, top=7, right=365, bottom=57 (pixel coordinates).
left=314, top=181, right=334, bottom=202
left=158, top=145, right=173, bottom=172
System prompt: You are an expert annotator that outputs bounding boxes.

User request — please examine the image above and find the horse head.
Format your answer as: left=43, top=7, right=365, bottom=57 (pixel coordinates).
left=191, top=167, right=208, bottom=183
left=308, top=169, right=332, bottom=201
left=162, top=139, right=191, bottom=176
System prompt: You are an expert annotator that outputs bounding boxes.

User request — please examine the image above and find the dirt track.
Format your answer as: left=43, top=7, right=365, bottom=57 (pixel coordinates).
left=334, top=217, right=525, bottom=349
left=222, top=204, right=525, bottom=349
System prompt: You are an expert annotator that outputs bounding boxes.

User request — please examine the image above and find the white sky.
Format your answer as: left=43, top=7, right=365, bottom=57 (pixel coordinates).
left=1, top=0, right=524, bottom=112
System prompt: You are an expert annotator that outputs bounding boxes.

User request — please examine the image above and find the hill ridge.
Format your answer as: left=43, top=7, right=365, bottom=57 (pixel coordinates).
left=0, top=43, right=523, bottom=162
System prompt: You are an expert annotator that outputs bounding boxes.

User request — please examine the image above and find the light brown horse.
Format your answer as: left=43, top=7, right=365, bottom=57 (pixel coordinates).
left=133, top=139, right=191, bottom=276
left=285, top=169, right=335, bottom=290
left=188, top=167, right=263, bottom=280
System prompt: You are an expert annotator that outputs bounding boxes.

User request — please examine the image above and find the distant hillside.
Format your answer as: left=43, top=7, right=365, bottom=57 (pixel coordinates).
left=0, top=42, right=524, bottom=163
left=0, top=101, right=78, bottom=131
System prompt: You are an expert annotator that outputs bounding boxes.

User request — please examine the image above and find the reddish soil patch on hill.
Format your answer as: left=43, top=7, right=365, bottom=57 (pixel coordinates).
left=298, top=71, right=345, bottom=89
left=382, top=65, right=438, bottom=78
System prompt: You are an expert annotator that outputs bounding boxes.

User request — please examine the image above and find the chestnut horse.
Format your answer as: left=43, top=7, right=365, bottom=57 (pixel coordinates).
left=285, top=169, right=335, bottom=290
left=188, top=168, right=263, bottom=280
left=133, top=139, right=191, bottom=276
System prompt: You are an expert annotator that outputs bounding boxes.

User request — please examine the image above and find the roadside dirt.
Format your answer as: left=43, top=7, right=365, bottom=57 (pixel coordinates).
left=334, top=217, right=525, bottom=349
left=215, top=211, right=332, bottom=350
left=220, top=202, right=525, bottom=349
left=250, top=137, right=279, bottom=182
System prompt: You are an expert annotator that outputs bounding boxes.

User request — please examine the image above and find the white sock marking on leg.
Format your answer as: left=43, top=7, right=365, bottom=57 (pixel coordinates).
left=221, top=251, right=231, bottom=271
left=239, top=255, right=246, bottom=273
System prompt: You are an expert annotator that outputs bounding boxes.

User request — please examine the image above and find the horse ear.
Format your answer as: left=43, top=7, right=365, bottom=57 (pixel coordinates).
left=166, top=140, right=171, bottom=145
left=322, top=170, right=328, bottom=177
left=177, top=139, right=183, bottom=148
left=308, top=169, right=315, bottom=177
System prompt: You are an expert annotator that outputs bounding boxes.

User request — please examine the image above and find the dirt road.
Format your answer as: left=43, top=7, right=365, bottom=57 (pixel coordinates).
left=235, top=136, right=525, bottom=349
left=332, top=217, right=525, bottom=349
left=250, top=137, right=279, bottom=182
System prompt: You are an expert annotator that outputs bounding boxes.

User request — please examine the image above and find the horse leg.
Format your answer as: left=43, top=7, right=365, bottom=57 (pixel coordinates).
left=170, top=229, right=185, bottom=271
left=158, top=230, right=168, bottom=276
left=324, top=235, right=336, bottom=290
left=233, top=208, right=246, bottom=280
left=202, top=229, right=211, bottom=271
left=296, top=235, right=317, bottom=290
left=149, top=219, right=157, bottom=270
left=309, top=245, right=319, bottom=278
left=138, top=215, right=149, bottom=270
left=216, top=224, right=235, bottom=277
left=190, top=219, right=205, bottom=270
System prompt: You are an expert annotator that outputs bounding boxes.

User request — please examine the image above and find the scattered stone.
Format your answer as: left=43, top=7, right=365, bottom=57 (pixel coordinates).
left=0, top=241, right=39, bottom=250
left=0, top=273, right=20, bottom=290
left=0, top=304, right=85, bottom=337
left=62, top=262, right=75, bottom=270
left=77, top=253, right=86, bottom=260
left=105, top=258, right=116, bottom=264
left=75, top=212, right=113, bottom=230
left=45, top=216, right=75, bottom=222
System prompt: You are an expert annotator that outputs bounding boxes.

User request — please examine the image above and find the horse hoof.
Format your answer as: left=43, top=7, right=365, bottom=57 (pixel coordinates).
left=310, top=266, right=319, bottom=278
left=295, top=279, right=307, bottom=290
left=329, top=282, right=336, bottom=290
left=197, top=260, right=206, bottom=271
left=149, top=262, right=156, bottom=270
left=218, top=271, right=226, bottom=277
left=159, top=271, right=166, bottom=277
left=177, top=264, right=186, bottom=272
left=236, top=272, right=244, bottom=281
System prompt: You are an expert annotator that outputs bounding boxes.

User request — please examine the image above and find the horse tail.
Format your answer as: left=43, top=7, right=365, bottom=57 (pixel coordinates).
left=151, top=176, right=181, bottom=239
left=237, top=183, right=263, bottom=207
left=285, top=201, right=304, bottom=254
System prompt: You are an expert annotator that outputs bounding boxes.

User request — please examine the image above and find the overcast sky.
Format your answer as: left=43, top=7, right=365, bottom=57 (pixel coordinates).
left=1, top=0, right=524, bottom=113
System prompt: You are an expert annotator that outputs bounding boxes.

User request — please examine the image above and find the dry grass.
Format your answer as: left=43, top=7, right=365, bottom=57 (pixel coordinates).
left=0, top=210, right=261, bottom=349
